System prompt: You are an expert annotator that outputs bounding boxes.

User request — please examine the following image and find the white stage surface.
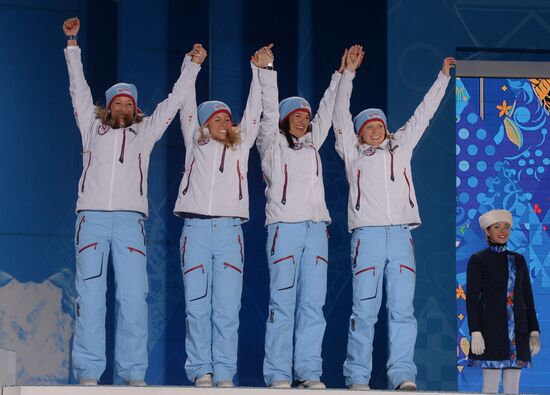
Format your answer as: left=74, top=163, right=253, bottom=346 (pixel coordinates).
left=0, top=386, right=477, bottom=395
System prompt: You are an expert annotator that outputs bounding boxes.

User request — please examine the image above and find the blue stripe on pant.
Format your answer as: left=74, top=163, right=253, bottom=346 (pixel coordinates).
left=343, top=225, right=417, bottom=389
left=263, top=221, right=328, bottom=385
left=72, top=210, right=148, bottom=382
left=180, top=217, right=244, bottom=385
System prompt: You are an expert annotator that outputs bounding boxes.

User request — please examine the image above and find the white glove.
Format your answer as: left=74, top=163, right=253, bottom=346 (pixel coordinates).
left=530, top=331, right=541, bottom=357
left=470, top=331, right=485, bottom=355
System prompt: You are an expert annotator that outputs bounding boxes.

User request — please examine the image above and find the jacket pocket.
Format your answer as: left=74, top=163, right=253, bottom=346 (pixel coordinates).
left=403, top=167, right=415, bottom=208
left=237, top=160, right=243, bottom=200
left=355, top=169, right=361, bottom=210
left=182, top=157, right=195, bottom=195
left=353, top=265, right=379, bottom=301
left=272, top=255, right=296, bottom=291
left=138, top=153, right=144, bottom=196
left=281, top=164, right=288, bottom=205
left=183, top=264, right=208, bottom=302
left=81, top=151, right=92, bottom=193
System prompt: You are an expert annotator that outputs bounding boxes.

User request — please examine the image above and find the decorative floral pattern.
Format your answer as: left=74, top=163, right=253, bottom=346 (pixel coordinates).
left=456, top=77, right=549, bottom=389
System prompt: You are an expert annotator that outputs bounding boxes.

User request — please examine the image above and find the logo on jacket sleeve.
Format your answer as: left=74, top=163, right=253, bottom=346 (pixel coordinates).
left=198, top=135, right=210, bottom=146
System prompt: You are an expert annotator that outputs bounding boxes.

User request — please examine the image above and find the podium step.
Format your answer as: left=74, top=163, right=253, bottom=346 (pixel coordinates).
left=0, top=386, right=462, bottom=395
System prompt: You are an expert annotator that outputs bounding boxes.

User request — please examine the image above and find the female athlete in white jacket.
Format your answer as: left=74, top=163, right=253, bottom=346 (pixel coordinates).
left=63, top=17, right=202, bottom=386
left=333, top=46, right=454, bottom=390
left=256, top=47, right=349, bottom=390
left=173, top=44, right=276, bottom=388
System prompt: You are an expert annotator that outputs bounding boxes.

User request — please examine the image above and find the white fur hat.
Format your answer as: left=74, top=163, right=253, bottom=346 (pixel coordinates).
left=479, top=209, right=513, bottom=230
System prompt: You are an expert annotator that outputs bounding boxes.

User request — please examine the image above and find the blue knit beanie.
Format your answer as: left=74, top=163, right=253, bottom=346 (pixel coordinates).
left=353, top=108, right=387, bottom=134
left=105, top=83, right=138, bottom=110
left=198, top=101, right=232, bottom=126
left=279, top=96, right=312, bottom=125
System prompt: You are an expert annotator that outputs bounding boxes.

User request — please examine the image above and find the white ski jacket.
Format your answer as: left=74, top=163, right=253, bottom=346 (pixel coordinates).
left=256, top=72, right=342, bottom=226
left=66, top=47, right=201, bottom=217
left=173, top=62, right=275, bottom=220
left=333, top=69, right=450, bottom=232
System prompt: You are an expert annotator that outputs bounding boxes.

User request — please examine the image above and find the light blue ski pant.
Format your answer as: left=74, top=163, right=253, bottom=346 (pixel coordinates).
left=72, top=210, right=148, bottom=382
left=344, top=225, right=417, bottom=389
left=180, top=217, right=244, bottom=385
left=263, top=221, right=328, bottom=385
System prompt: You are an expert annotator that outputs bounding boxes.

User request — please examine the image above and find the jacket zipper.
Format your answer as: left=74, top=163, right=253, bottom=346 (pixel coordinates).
left=138, top=153, right=143, bottom=196
left=281, top=164, right=288, bottom=205
left=182, top=158, right=195, bottom=195
left=355, top=169, right=361, bottom=210
left=118, top=129, right=126, bottom=163
left=237, top=160, right=243, bottom=200
left=403, top=168, right=415, bottom=208
left=312, top=147, right=319, bottom=177
left=81, top=151, right=91, bottom=193
left=389, top=151, right=395, bottom=181
left=76, top=216, right=86, bottom=245
left=219, top=145, right=227, bottom=173
left=270, top=226, right=279, bottom=256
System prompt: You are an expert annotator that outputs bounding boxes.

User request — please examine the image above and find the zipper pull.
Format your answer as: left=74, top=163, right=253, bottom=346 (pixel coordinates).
left=118, top=129, right=126, bottom=163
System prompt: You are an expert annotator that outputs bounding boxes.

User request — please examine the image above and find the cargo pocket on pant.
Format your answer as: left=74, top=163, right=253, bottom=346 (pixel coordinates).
left=272, top=255, right=296, bottom=291
left=223, top=261, right=243, bottom=274
left=353, top=265, right=379, bottom=301
left=183, top=264, right=208, bottom=302
left=77, top=242, right=104, bottom=281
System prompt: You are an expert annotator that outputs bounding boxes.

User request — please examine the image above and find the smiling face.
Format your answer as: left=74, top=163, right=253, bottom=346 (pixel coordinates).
left=207, top=112, right=233, bottom=142
left=288, top=110, right=311, bottom=138
left=109, top=96, right=135, bottom=127
left=485, top=221, right=511, bottom=244
left=359, top=120, right=387, bottom=146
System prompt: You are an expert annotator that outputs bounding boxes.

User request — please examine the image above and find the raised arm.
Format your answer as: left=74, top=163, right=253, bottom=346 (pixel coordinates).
left=141, top=44, right=205, bottom=145
left=63, top=17, right=96, bottom=140
left=178, top=44, right=206, bottom=148
left=253, top=44, right=279, bottom=158
left=333, top=46, right=363, bottom=160
left=238, top=45, right=271, bottom=149
left=309, top=50, right=347, bottom=147
left=393, top=57, right=454, bottom=150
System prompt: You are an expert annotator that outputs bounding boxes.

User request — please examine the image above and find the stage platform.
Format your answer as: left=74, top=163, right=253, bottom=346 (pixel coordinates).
left=0, top=386, right=471, bottom=395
